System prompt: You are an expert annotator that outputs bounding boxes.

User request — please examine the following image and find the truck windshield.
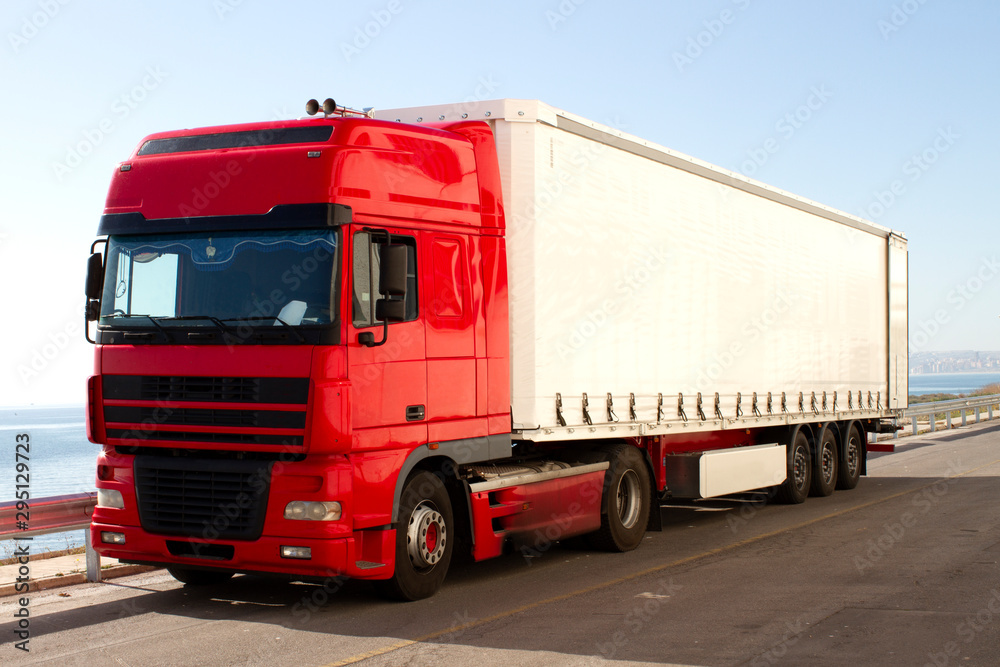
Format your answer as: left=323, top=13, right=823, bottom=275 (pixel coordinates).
left=99, top=229, right=338, bottom=333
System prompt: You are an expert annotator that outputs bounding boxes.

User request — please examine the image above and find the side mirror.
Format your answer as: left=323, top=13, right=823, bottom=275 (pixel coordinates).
left=359, top=297, right=407, bottom=348
left=84, top=253, right=104, bottom=343
left=379, top=244, right=407, bottom=297
left=85, top=253, right=104, bottom=300
left=375, top=298, right=406, bottom=323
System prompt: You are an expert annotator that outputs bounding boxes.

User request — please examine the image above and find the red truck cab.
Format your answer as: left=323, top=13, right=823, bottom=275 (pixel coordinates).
left=86, top=103, right=537, bottom=600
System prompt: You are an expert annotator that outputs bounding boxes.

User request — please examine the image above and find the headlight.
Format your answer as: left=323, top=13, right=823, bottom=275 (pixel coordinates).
left=284, top=501, right=342, bottom=521
left=97, top=488, right=125, bottom=509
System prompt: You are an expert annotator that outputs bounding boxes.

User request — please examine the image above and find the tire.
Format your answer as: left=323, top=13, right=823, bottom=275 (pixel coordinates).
left=587, top=444, right=651, bottom=552
left=837, top=423, right=863, bottom=490
left=775, top=428, right=812, bottom=504
left=167, top=567, right=234, bottom=586
left=376, top=471, right=453, bottom=601
left=810, top=426, right=838, bottom=497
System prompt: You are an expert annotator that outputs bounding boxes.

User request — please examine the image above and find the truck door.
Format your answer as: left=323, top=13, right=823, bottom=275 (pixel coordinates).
left=347, top=228, right=427, bottom=447
left=425, top=234, right=479, bottom=441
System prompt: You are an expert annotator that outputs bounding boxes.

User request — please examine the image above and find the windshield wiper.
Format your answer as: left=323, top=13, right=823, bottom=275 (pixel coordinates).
left=272, top=316, right=307, bottom=343
left=150, top=315, right=239, bottom=343
left=106, top=314, right=173, bottom=342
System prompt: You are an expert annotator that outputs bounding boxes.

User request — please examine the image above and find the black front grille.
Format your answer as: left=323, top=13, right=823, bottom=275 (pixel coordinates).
left=134, top=456, right=272, bottom=541
left=108, top=429, right=303, bottom=447
left=104, top=406, right=306, bottom=429
left=102, top=375, right=309, bottom=449
left=104, top=376, right=309, bottom=404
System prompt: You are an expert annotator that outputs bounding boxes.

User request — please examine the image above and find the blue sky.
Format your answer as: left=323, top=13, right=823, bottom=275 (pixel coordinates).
left=2, top=0, right=998, bottom=406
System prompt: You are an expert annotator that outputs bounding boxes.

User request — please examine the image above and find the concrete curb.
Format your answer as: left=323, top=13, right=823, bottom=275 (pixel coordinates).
left=0, top=564, right=159, bottom=598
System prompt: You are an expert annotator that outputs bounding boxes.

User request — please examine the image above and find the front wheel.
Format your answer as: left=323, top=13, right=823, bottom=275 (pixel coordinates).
left=587, top=444, right=651, bottom=552
left=376, top=471, right=453, bottom=601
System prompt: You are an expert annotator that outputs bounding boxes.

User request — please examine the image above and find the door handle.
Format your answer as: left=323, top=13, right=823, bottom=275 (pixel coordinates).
left=406, top=405, right=425, bottom=421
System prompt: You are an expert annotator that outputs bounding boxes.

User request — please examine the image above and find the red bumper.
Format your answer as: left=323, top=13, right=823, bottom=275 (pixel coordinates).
left=90, top=522, right=395, bottom=580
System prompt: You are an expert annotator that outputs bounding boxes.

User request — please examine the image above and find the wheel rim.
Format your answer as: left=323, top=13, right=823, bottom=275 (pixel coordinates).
left=792, top=446, right=808, bottom=489
left=406, top=501, right=446, bottom=571
left=616, top=469, right=641, bottom=529
left=821, top=444, right=836, bottom=484
left=846, top=436, right=860, bottom=476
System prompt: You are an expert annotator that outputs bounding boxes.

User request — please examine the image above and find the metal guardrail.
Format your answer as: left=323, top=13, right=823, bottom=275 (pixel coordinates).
left=0, top=492, right=103, bottom=582
left=897, top=393, right=1000, bottom=437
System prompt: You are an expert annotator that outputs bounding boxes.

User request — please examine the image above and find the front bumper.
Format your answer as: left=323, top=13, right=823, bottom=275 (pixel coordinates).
left=90, top=522, right=396, bottom=580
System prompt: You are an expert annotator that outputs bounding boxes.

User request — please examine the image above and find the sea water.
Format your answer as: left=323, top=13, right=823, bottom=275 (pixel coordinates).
left=0, top=406, right=97, bottom=555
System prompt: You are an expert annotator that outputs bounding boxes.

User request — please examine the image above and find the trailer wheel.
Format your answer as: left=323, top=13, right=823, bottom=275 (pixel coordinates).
left=588, top=445, right=651, bottom=552
left=167, top=567, right=234, bottom=586
left=376, top=470, right=453, bottom=601
left=776, top=429, right=812, bottom=504
left=810, top=426, right=838, bottom=497
left=837, top=423, right=863, bottom=490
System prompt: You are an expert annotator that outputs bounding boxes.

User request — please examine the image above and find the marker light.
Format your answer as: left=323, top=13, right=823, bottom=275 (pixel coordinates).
left=281, top=546, right=312, bottom=560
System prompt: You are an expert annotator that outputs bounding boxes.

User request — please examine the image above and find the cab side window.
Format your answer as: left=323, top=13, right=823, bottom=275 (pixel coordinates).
left=352, top=231, right=417, bottom=327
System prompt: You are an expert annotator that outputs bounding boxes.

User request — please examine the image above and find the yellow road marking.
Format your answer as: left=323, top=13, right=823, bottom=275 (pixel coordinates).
left=322, top=457, right=1000, bottom=666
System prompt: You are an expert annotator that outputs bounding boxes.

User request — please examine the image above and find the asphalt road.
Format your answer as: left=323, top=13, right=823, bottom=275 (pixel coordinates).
left=4, top=423, right=1000, bottom=666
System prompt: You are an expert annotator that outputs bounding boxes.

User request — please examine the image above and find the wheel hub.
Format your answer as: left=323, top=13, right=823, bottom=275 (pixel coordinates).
left=616, top=469, right=641, bottom=529
left=821, top=446, right=835, bottom=482
left=846, top=440, right=860, bottom=475
left=792, top=448, right=808, bottom=487
left=406, top=502, right=447, bottom=570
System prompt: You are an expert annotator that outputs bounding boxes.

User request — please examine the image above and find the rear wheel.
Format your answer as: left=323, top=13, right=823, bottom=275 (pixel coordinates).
left=776, top=429, right=812, bottom=504
left=167, top=567, right=234, bottom=586
left=837, top=423, right=863, bottom=490
left=376, top=471, right=453, bottom=601
left=587, top=444, right=651, bottom=552
left=810, top=426, right=838, bottom=497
